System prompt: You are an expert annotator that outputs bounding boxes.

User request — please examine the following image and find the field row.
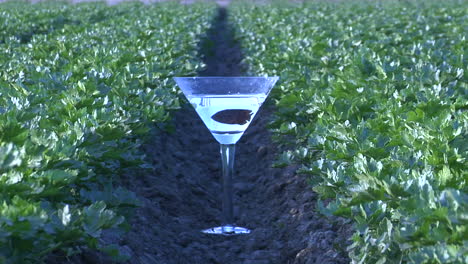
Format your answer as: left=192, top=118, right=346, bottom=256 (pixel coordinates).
left=0, top=1, right=216, bottom=262
left=1, top=0, right=467, bottom=263
left=231, top=1, right=467, bottom=263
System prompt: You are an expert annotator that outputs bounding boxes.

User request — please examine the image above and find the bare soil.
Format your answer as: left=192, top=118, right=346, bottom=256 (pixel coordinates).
left=48, top=5, right=352, bottom=264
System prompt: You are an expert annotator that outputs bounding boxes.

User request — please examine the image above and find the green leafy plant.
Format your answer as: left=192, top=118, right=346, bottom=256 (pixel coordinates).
left=231, top=0, right=467, bottom=263
left=0, top=1, right=216, bottom=262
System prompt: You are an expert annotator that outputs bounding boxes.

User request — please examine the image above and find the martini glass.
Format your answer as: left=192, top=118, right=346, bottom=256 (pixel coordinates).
left=174, top=77, right=278, bottom=235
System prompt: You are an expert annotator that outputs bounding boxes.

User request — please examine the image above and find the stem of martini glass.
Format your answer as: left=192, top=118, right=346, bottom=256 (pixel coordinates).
left=220, top=143, right=235, bottom=230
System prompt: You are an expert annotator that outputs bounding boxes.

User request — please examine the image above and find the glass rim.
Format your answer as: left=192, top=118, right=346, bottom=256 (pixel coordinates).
left=173, top=76, right=279, bottom=79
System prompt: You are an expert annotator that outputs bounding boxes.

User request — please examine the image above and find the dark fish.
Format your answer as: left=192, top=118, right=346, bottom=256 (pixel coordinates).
left=211, top=109, right=253, bottom=125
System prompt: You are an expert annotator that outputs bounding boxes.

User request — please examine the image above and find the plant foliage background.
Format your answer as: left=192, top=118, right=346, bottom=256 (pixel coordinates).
left=230, top=0, right=467, bottom=263
left=0, top=1, right=216, bottom=262
left=0, top=0, right=467, bottom=263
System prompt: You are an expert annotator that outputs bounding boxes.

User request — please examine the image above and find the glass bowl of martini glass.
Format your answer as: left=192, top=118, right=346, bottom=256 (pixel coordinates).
left=174, top=77, right=278, bottom=235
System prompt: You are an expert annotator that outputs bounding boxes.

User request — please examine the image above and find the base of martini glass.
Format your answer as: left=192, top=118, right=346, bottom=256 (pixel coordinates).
left=202, top=225, right=251, bottom=235
left=200, top=144, right=251, bottom=236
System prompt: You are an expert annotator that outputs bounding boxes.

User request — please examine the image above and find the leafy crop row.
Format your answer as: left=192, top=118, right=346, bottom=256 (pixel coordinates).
left=0, top=1, right=215, bottom=263
left=231, top=1, right=467, bottom=263
left=0, top=1, right=131, bottom=44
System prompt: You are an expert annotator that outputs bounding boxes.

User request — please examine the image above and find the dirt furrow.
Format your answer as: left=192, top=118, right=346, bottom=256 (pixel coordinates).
left=48, top=4, right=351, bottom=264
